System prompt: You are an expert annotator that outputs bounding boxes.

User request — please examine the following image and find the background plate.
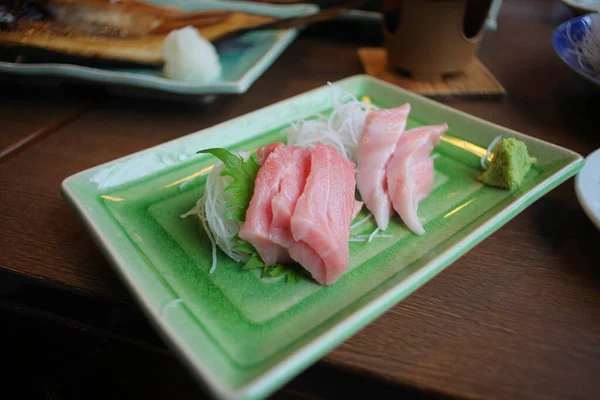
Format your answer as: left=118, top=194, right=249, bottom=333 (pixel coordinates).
left=0, top=0, right=319, bottom=97
left=553, top=15, right=600, bottom=86
left=62, top=75, right=583, bottom=400
left=576, top=148, right=600, bottom=230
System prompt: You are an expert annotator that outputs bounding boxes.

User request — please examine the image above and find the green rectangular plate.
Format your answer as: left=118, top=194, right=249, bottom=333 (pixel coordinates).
left=62, top=75, right=584, bottom=400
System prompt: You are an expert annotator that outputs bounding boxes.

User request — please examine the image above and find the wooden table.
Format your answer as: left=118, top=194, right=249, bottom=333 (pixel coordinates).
left=2, top=1, right=600, bottom=399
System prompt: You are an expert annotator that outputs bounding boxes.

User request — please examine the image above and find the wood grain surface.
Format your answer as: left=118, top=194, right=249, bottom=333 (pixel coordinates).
left=0, top=85, right=95, bottom=158
left=1, top=1, right=600, bottom=399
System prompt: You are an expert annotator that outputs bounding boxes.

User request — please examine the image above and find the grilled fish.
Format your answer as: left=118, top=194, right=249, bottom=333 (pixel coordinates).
left=0, top=0, right=277, bottom=65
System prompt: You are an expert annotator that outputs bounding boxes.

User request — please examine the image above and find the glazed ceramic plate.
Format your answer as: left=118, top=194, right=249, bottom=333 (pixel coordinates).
left=562, top=0, right=600, bottom=13
left=0, top=0, right=318, bottom=96
left=576, top=148, right=600, bottom=229
left=62, top=75, right=583, bottom=400
left=553, top=15, right=600, bottom=86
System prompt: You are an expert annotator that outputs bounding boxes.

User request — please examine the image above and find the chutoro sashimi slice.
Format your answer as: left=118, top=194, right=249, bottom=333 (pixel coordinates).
left=289, top=143, right=356, bottom=285
left=356, top=104, right=410, bottom=231
left=288, top=242, right=327, bottom=285
left=239, top=143, right=291, bottom=265
left=386, top=124, right=448, bottom=236
left=256, top=142, right=283, bottom=164
left=270, top=146, right=311, bottom=248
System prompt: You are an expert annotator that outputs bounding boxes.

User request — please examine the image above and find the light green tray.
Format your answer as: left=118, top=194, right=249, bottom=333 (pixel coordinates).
left=62, top=75, right=583, bottom=400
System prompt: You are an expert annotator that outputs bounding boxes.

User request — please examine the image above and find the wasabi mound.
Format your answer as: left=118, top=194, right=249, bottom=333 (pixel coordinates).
left=479, top=138, right=536, bottom=190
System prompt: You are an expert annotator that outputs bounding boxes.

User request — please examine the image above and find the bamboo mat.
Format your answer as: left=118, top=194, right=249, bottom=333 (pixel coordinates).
left=358, top=47, right=506, bottom=98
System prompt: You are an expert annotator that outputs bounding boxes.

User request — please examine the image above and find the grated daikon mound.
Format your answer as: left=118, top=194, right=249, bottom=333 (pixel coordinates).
left=163, top=26, right=221, bottom=82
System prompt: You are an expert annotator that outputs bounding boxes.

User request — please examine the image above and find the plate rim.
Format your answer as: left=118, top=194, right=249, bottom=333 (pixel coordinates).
left=575, top=148, right=600, bottom=230
left=61, top=74, right=585, bottom=400
left=552, top=14, right=600, bottom=86
left=62, top=74, right=584, bottom=183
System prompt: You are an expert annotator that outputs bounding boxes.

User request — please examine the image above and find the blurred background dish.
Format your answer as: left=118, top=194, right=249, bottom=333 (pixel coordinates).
left=575, top=148, right=600, bottom=230
left=0, top=0, right=319, bottom=99
left=245, top=0, right=502, bottom=29
left=0, top=0, right=505, bottom=101
left=552, top=14, right=600, bottom=86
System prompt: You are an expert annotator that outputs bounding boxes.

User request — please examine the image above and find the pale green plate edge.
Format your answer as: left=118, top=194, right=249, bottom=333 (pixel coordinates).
left=575, top=148, right=600, bottom=230
left=61, top=75, right=584, bottom=400
left=0, top=0, right=319, bottom=95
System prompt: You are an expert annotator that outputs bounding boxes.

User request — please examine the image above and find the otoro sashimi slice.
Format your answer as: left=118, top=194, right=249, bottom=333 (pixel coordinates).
left=386, top=124, right=448, bottom=236
left=270, top=146, right=311, bottom=248
left=239, top=143, right=291, bottom=265
left=356, top=104, right=410, bottom=231
left=289, top=143, right=356, bottom=285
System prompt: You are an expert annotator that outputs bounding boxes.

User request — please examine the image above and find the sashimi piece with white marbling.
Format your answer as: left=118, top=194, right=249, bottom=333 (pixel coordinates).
left=386, top=124, right=448, bottom=235
left=289, top=143, right=356, bottom=285
left=356, top=104, right=410, bottom=231
left=239, top=143, right=292, bottom=265
left=270, top=146, right=311, bottom=248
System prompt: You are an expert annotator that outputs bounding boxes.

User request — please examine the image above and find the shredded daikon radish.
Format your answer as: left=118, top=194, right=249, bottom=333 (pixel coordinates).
left=568, top=13, right=600, bottom=75
left=200, top=206, right=218, bottom=273
left=182, top=197, right=219, bottom=273
left=350, top=213, right=373, bottom=230
left=201, top=160, right=252, bottom=263
left=353, top=233, right=393, bottom=239
left=286, top=83, right=378, bottom=163
left=481, top=135, right=502, bottom=170
left=181, top=153, right=254, bottom=273
left=350, top=233, right=393, bottom=242
left=367, top=227, right=381, bottom=243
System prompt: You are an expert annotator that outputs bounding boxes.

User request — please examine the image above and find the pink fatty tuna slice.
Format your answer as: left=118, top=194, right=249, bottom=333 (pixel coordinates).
left=270, top=146, right=312, bottom=248
left=289, top=142, right=356, bottom=286
left=288, top=242, right=327, bottom=285
left=239, top=143, right=292, bottom=265
left=256, top=142, right=284, bottom=164
left=352, top=200, right=364, bottom=220
left=386, top=124, right=448, bottom=236
left=356, top=104, right=410, bottom=231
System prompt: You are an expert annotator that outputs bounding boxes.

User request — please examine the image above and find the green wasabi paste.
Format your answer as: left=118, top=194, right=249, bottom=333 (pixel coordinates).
left=479, top=138, right=536, bottom=190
